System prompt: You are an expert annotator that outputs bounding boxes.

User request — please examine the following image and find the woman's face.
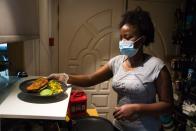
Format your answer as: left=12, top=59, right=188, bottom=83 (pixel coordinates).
left=120, top=24, right=143, bottom=49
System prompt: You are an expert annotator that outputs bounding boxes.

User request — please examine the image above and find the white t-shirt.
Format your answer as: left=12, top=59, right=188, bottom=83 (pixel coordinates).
left=108, top=54, right=165, bottom=131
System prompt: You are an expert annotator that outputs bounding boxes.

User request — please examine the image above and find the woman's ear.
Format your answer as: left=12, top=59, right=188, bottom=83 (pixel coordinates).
left=141, top=36, right=146, bottom=44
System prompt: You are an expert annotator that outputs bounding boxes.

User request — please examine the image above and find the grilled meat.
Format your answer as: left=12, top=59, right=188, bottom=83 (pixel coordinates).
left=26, top=77, right=48, bottom=92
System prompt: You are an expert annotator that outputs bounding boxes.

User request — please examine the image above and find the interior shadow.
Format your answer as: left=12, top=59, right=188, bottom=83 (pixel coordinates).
left=17, top=92, right=68, bottom=104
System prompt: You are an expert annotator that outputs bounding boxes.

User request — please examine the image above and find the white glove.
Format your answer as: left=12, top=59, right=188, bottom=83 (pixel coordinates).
left=48, top=73, right=69, bottom=84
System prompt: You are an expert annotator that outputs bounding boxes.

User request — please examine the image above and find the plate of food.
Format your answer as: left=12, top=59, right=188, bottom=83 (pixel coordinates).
left=19, top=77, right=67, bottom=97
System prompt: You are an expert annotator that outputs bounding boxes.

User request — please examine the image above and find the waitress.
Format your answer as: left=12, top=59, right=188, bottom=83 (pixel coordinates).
left=48, top=7, right=173, bottom=131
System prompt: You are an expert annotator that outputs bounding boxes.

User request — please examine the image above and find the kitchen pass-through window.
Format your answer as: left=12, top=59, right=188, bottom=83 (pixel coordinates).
left=0, top=43, right=8, bottom=78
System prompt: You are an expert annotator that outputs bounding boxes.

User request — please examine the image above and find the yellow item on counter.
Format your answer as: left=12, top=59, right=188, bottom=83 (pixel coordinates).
left=86, top=109, right=99, bottom=116
left=65, top=115, right=70, bottom=122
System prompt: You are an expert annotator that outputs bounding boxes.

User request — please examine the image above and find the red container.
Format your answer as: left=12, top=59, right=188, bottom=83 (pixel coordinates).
left=68, top=90, right=87, bottom=118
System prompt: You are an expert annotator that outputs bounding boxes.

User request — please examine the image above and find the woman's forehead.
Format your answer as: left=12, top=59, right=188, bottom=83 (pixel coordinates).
left=120, top=24, right=138, bottom=35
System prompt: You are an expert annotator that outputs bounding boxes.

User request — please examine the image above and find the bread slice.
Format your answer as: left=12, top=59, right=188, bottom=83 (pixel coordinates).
left=26, top=77, right=48, bottom=92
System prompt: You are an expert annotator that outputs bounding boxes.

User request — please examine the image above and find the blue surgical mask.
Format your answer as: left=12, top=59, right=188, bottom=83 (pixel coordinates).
left=119, top=39, right=138, bottom=57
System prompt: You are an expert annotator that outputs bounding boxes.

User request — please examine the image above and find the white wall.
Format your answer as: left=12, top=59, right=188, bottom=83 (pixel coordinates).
left=24, top=0, right=54, bottom=76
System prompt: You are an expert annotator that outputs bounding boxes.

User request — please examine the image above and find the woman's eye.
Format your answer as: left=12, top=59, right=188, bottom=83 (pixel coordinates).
left=121, top=37, right=130, bottom=41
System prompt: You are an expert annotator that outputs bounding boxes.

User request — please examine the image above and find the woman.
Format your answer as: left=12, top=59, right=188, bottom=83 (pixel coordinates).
left=48, top=7, right=173, bottom=131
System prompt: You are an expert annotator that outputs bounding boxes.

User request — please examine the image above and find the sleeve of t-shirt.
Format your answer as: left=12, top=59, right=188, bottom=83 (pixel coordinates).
left=153, top=57, right=165, bottom=80
left=107, top=55, right=123, bottom=75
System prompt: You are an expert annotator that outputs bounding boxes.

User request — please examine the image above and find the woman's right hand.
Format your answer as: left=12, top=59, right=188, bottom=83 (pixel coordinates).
left=47, top=73, right=69, bottom=84
left=113, top=104, right=140, bottom=121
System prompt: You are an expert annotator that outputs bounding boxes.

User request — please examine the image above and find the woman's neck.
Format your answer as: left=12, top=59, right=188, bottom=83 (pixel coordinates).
left=127, top=50, right=145, bottom=68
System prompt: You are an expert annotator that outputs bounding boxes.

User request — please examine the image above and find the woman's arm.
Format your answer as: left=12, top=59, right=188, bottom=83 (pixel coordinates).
left=67, top=64, right=113, bottom=87
left=136, top=66, right=174, bottom=116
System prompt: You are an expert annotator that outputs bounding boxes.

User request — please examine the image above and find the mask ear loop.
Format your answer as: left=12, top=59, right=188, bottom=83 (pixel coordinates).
left=132, top=36, right=145, bottom=49
left=133, top=36, right=144, bottom=43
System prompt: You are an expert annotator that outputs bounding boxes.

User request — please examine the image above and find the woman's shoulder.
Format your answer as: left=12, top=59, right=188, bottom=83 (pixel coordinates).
left=109, top=55, right=126, bottom=62
left=108, top=55, right=126, bottom=69
left=145, top=54, right=164, bottom=65
left=144, top=54, right=165, bottom=79
left=145, top=54, right=163, bottom=62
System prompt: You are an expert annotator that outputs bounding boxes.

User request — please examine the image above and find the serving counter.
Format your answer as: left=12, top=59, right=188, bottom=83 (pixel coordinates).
left=0, top=76, right=72, bottom=120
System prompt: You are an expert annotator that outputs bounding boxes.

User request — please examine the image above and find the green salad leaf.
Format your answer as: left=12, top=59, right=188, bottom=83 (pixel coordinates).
left=40, top=89, right=53, bottom=96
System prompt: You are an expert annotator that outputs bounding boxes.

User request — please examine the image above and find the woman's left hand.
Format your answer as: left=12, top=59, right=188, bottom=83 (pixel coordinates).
left=113, top=104, right=140, bottom=121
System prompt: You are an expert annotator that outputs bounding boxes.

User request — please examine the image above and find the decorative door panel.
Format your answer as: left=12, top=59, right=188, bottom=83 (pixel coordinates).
left=59, top=0, right=124, bottom=120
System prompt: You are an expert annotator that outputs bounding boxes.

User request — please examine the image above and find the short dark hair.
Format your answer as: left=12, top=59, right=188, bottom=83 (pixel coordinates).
left=119, top=7, right=155, bottom=46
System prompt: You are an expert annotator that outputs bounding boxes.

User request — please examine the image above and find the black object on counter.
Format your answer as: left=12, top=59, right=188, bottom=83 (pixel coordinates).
left=17, top=71, right=28, bottom=78
left=19, top=78, right=67, bottom=98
